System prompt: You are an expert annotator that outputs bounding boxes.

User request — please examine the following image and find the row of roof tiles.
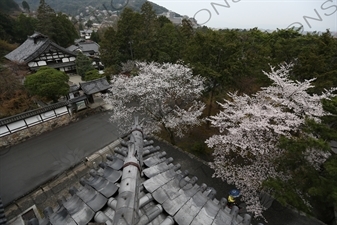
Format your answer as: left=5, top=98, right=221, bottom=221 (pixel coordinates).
left=22, top=119, right=264, bottom=225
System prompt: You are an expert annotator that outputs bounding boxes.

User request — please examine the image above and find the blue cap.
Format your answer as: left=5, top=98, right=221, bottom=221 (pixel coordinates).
left=229, top=189, right=240, bottom=197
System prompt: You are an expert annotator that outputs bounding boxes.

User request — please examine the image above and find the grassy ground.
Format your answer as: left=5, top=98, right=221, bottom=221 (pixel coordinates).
left=157, top=98, right=221, bottom=162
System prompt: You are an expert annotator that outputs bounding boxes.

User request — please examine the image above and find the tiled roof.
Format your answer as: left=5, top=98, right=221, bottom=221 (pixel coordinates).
left=68, top=95, right=88, bottom=104
left=27, top=118, right=265, bottom=225
left=67, top=41, right=100, bottom=55
left=69, top=84, right=80, bottom=93
left=0, top=101, right=69, bottom=126
left=5, top=33, right=49, bottom=63
left=80, top=78, right=111, bottom=95
left=0, top=196, right=6, bottom=225
left=4, top=32, right=76, bottom=63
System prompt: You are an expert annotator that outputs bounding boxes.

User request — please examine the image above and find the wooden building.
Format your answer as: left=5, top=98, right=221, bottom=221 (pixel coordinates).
left=5, top=32, right=77, bottom=72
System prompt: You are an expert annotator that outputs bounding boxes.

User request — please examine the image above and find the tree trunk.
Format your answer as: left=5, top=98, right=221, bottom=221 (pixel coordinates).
left=207, top=88, right=214, bottom=128
left=168, top=128, right=175, bottom=145
left=163, top=123, right=175, bottom=145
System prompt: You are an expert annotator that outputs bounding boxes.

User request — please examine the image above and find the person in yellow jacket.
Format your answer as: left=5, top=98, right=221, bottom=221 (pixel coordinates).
left=227, top=194, right=236, bottom=208
left=227, top=189, right=240, bottom=208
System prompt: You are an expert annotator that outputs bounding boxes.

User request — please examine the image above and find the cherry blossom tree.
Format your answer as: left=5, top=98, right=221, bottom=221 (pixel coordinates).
left=206, top=63, right=337, bottom=218
left=104, top=61, right=205, bottom=143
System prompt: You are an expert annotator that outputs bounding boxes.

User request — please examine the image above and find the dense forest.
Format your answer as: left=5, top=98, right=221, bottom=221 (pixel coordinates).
left=100, top=4, right=337, bottom=96
left=0, top=0, right=78, bottom=46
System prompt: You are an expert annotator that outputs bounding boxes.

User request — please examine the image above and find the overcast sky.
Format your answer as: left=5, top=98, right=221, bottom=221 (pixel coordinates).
left=150, top=0, right=337, bottom=32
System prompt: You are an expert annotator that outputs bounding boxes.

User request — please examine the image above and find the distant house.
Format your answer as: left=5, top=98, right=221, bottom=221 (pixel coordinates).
left=67, top=39, right=104, bottom=70
left=160, top=11, right=199, bottom=28
left=4, top=32, right=77, bottom=72
left=67, top=39, right=100, bottom=57
left=79, top=77, right=111, bottom=103
left=80, top=29, right=93, bottom=40
left=66, top=78, right=111, bottom=111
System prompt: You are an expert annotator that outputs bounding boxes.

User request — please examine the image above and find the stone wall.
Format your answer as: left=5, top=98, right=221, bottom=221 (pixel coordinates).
left=0, top=115, right=74, bottom=148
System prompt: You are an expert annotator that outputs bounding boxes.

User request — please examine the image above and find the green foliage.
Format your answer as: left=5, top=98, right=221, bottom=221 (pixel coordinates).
left=190, top=141, right=210, bottom=157
left=100, top=4, right=182, bottom=70
left=22, top=0, right=30, bottom=12
left=36, top=1, right=78, bottom=47
left=24, top=67, right=69, bottom=102
left=0, top=39, right=17, bottom=59
left=75, top=52, right=94, bottom=79
left=0, top=0, right=20, bottom=13
left=85, top=19, right=93, bottom=28
left=14, top=14, right=37, bottom=43
left=0, top=12, right=16, bottom=42
left=100, top=27, right=118, bottom=68
left=83, top=69, right=104, bottom=81
left=90, top=30, right=100, bottom=43
left=50, top=12, right=79, bottom=47
left=322, top=97, right=337, bottom=130
left=36, top=0, right=55, bottom=35
left=263, top=113, right=337, bottom=221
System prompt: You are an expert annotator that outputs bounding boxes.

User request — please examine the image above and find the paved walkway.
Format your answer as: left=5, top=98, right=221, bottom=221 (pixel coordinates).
left=0, top=112, right=119, bottom=206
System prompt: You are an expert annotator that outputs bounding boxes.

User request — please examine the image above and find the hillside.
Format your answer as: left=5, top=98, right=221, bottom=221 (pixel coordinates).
left=0, top=0, right=20, bottom=13
left=13, top=0, right=174, bottom=16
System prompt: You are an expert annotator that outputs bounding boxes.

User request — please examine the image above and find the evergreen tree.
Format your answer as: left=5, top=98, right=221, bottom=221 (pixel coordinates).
left=36, top=0, right=55, bottom=37
left=155, top=22, right=181, bottom=63
left=84, top=69, right=104, bottom=81
left=24, top=67, right=69, bottom=102
left=14, top=14, right=37, bottom=43
left=36, top=1, right=78, bottom=47
left=50, top=13, right=78, bottom=47
left=264, top=110, right=337, bottom=222
left=137, top=2, right=159, bottom=61
left=75, top=52, right=94, bottom=79
left=90, top=30, right=100, bottom=43
left=0, top=12, right=16, bottom=42
left=22, top=0, right=30, bottom=13
left=115, top=8, right=142, bottom=62
left=100, top=27, right=121, bottom=72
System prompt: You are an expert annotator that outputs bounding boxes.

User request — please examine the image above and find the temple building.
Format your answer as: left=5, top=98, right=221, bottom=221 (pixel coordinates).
left=5, top=32, right=77, bottom=72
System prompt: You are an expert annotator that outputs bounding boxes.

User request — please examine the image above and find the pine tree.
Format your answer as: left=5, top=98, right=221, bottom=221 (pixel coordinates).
left=36, top=0, right=55, bottom=37
left=75, top=52, right=94, bottom=79
left=22, top=1, right=30, bottom=13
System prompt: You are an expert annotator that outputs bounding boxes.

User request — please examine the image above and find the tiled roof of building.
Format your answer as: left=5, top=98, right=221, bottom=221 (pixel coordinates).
left=0, top=101, right=69, bottom=126
left=4, top=32, right=76, bottom=63
left=67, top=40, right=100, bottom=56
left=0, top=197, right=6, bottom=225
left=69, top=84, right=80, bottom=93
left=26, top=118, right=264, bottom=225
left=80, top=78, right=111, bottom=95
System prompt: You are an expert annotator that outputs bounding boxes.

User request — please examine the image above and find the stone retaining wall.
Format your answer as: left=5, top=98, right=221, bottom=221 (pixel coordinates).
left=0, top=115, right=74, bottom=148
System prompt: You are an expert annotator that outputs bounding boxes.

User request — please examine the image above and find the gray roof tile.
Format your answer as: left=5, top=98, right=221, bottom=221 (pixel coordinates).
left=80, top=78, right=111, bottom=95
left=29, top=117, right=265, bottom=225
left=5, top=32, right=76, bottom=63
left=0, top=101, right=69, bottom=126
